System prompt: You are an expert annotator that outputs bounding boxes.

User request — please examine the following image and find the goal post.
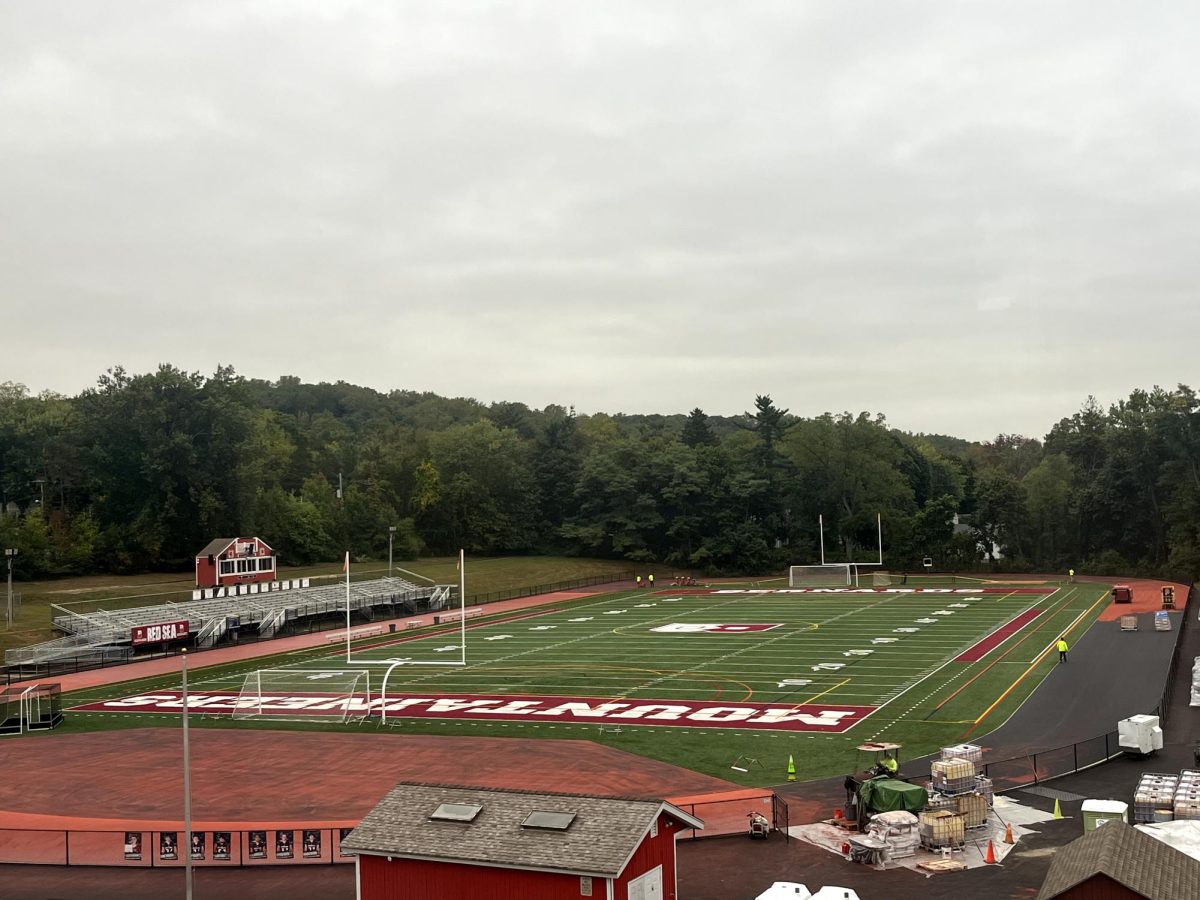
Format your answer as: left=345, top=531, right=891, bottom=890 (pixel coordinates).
left=230, top=668, right=371, bottom=725
left=788, top=564, right=854, bottom=587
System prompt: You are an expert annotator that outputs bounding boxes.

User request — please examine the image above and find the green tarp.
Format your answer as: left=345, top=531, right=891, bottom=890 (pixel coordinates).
left=858, top=778, right=928, bottom=814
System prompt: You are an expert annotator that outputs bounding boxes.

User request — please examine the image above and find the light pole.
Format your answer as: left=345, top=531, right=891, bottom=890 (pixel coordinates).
left=5, top=548, right=16, bottom=628
left=182, top=651, right=193, bottom=900
left=388, top=526, right=396, bottom=579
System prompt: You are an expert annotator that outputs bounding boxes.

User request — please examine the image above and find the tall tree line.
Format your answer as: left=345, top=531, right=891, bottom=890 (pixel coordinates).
left=1, top=368, right=1198, bottom=581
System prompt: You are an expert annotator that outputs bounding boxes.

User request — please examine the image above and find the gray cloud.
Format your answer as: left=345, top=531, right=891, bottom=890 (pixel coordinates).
left=3, top=1, right=1198, bottom=440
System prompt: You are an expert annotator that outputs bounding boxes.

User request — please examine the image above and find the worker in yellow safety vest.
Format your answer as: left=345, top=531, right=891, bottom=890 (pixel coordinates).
left=1056, top=637, right=1069, bottom=663
left=881, top=754, right=898, bottom=776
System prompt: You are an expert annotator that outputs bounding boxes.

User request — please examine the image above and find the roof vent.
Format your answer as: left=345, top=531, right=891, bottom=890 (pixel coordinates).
left=522, top=811, right=577, bottom=831
left=429, top=803, right=483, bottom=823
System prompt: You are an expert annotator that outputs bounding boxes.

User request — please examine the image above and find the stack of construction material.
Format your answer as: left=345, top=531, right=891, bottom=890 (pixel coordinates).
left=1174, top=771, right=1200, bottom=821
left=931, top=757, right=977, bottom=795
left=1191, top=658, right=1200, bottom=707
left=975, top=775, right=995, bottom=807
left=1134, top=774, right=1178, bottom=824
left=918, top=809, right=965, bottom=849
left=954, top=791, right=989, bottom=828
left=866, top=811, right=919, bottom=859
left=924, top=795, right=957, bottom=814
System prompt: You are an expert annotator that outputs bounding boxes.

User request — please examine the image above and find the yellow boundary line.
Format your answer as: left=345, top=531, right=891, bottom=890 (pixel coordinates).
left=798, top=677, right=850, bottom=707
left=967, top=589, right=1110, bottom=733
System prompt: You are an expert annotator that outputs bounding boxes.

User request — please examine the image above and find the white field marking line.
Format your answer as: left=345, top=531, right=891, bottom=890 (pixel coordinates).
left=177, top=591, right=1010, bottom=702
left=330, top=590, right=777, bottom=692
left=346, top=591, right=901, bottom=699
left=859, top=588, right=1065, bottom=715
left=184, top=589, right=656, bottom=690
left=854, top=587, right=1063, bottom=718
left=609, top=593, right=908, bottom=702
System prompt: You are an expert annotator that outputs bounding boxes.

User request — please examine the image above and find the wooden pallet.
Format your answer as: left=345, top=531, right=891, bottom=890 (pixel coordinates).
left=918, top=858, right=967, bottom=873
left=825, top=817, right=859, bottom=831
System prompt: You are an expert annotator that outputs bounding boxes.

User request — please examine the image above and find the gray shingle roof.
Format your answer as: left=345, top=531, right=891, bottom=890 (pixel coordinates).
left=1037, top=820, right=1200, bottom=900
left=196, top=538, right=238, bottom=558
left=195, top=537, right=273, bottom=558
left=341, top=782, right=703, bottom=878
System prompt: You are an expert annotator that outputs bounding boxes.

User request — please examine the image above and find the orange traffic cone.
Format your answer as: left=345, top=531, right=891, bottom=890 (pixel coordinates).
left=984, top=840, right=997, bottom=865
left=1003, top=823, right=1014, bottom=844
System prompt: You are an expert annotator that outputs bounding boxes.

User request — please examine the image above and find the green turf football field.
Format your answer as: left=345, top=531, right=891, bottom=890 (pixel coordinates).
left=62, top=578, right=1112, bottom=784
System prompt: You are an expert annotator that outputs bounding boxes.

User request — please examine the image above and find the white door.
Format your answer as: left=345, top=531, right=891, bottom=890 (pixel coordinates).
left=627, top=865, right=663, bottom=900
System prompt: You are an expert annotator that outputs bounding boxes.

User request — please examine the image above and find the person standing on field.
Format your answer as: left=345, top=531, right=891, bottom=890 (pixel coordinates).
left=1056, top=637, right=1069, bottom=663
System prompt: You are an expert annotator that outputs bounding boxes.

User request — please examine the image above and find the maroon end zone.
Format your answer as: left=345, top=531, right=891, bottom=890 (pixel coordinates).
left=73, top=690, right=875, bottom=733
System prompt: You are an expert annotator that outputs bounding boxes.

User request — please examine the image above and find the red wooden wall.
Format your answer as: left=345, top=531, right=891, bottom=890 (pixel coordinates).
left=360, top=855, right=601, bottom=900
left=613, top=812, right=679, bottom=900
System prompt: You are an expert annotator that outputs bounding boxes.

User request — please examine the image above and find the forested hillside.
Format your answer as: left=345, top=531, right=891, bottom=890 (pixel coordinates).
left=1, top=367, right=1198, bottom=580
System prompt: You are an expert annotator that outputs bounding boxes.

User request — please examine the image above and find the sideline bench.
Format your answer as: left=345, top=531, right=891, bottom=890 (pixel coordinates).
left=433, top=608, right=484, bottom=625
left=326, top=625, right=386, bottom=643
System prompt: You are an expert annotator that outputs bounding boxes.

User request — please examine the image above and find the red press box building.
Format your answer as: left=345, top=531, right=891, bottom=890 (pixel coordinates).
left=194, top=537, right=277, bottom=589
left=341, top=782, right=704, bottom=900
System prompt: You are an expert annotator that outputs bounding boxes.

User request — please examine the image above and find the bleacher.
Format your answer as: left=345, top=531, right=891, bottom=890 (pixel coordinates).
left=6, top=577, right=442, bottom=668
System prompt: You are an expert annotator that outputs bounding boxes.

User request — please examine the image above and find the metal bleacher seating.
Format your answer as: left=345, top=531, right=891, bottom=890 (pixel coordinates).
left=6, top=577, right=440, bottom=668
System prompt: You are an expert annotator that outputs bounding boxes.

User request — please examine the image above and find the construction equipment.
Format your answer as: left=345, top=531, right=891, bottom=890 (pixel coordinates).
left=748, top=811, right=771, bottom=839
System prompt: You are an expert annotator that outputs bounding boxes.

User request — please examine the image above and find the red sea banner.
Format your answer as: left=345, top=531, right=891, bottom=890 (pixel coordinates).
left=130, top=620, right=190, bottom=646
left=72, top=691, right=875, bottom=733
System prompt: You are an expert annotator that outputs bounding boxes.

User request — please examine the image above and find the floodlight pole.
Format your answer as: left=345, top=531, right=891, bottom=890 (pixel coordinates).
left=388, top=526, right=396, bottom=579
left=182, top=651, right=193, bottom=900
left=5, top=548, right=16, bottom=629
left=459, top=549, right=466, bottom=666
left=818, top=515, right=826, bottom=566
left=345, top=551, right=352, bottom=664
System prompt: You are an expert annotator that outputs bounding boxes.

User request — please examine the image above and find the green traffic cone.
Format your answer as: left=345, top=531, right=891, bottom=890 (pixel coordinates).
left=1053, top=798, right=1063, bottom=819
left=787, top=754, right=796, bottom=782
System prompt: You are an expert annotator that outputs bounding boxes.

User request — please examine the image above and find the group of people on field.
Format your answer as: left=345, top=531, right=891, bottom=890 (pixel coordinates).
left=635, top=574, right=699, bottom=588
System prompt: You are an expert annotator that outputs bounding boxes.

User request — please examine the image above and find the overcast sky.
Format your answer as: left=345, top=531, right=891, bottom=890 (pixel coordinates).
left=3, top=1, right=1198, bottom=441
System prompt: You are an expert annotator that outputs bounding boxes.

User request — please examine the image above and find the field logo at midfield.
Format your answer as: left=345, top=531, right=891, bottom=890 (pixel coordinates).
left=650, top=623, right=783, bottom=633
left=72, top=691, right=874, bottom=733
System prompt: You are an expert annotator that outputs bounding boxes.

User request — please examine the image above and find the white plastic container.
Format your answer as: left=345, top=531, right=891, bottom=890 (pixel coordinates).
left=940, top=743, right=983, bottom=765
left=810, top=890, right=861, bottom=900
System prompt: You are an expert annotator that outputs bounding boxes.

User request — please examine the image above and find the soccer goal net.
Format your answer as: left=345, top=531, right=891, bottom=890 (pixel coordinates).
left=230, top=668, right=371, bottom=725
left=788, top=564, right=855, bottom=587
